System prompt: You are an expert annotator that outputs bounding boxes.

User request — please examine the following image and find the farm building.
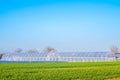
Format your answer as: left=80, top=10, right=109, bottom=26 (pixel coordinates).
left=0, top=52, right=116, bottom=62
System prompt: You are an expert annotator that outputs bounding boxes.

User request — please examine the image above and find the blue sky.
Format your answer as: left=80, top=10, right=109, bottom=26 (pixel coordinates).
left=0, top=0, right=120, bottom=52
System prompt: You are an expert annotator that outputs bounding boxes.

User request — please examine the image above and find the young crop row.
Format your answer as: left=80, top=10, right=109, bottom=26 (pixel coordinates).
left=0, top=62, right=120, bottom=80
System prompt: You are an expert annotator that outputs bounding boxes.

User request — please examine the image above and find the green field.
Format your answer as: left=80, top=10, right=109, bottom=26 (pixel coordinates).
left=0, top=62, right=120, bottom=80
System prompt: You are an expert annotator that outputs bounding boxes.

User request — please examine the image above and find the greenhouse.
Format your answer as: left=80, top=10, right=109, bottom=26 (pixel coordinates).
left=0, top=52, right=116, bottom=62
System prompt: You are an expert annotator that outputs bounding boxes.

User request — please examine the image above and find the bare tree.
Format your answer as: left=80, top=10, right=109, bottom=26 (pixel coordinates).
left=27, top=49, right=39, bottom=53
left=110, top=45, right=119, bottom=54
left=0, top=52, right=3, bottom=60
left=44, top=47, right=56, bottom=53
left=15, top=48, right=23, bottom=53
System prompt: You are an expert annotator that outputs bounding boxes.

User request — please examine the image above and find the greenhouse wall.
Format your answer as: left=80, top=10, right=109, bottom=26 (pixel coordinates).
left=0, top=52, right=117, bottom=62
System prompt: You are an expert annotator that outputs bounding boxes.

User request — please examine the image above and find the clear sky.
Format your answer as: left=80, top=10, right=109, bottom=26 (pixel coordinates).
left=0, top=0, right=120, bottom=52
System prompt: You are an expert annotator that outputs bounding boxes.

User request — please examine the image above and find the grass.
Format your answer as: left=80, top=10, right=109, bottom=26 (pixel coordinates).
left=0, top=62, right=120, bottom=80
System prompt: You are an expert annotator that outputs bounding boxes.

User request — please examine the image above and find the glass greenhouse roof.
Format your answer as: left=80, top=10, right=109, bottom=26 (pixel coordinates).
left=2, top=52, right=115, bottom=58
